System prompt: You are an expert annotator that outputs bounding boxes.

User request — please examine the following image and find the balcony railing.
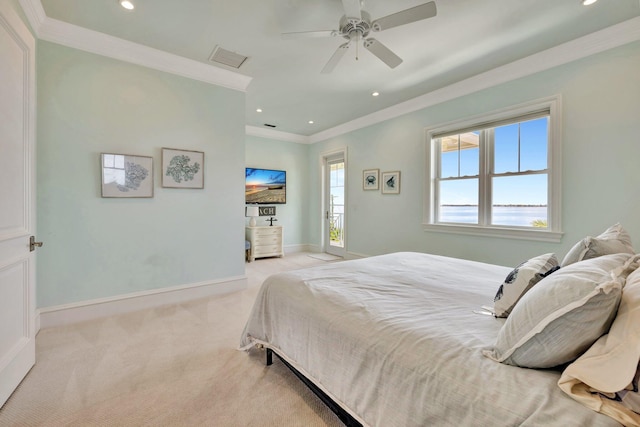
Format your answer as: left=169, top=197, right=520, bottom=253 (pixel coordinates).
left=330, top=210, right=344, bottom=248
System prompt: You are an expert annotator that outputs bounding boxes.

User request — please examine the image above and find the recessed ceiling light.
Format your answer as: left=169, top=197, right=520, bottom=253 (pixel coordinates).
left=372, top=91, right=380, bottom=97
left=308, top=120, right=314, bottom=124
left=119, top=0, right=134, bottom=10
left=581, top=0, right=597, bottom=5
left=256, top=108, right=263, bottom=113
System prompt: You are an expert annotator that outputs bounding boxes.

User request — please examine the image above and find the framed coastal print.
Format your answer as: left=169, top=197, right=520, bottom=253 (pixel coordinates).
left=161, top=148, right=204, bottom=189
left=101, top=153, right=153, bottom=198
left=381, top=171, right=401, bottom=194
left=363, top=169, right=379, bottom=190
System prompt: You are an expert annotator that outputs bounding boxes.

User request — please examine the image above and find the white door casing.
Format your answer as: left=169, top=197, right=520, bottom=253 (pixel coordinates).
left=0, top=1, right=37, bottom=407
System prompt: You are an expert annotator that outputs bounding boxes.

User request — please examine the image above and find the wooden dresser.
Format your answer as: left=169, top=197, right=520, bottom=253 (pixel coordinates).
left=245, top=226, right=283, bottom=262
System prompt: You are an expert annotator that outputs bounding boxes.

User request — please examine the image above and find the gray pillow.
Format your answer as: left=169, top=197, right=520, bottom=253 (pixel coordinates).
left=562, top=223, right=634, bottom=267
left=493, top=253, right=559, bottom=318
left=483, top=253, right=637, bottom=368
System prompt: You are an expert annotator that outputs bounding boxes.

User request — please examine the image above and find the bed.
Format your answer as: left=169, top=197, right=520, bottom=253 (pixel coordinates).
left=240, top=250, right=639, bottom=426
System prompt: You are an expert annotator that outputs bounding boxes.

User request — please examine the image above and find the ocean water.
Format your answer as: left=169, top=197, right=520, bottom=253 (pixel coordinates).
left=439, top=206, right=547, bottom=227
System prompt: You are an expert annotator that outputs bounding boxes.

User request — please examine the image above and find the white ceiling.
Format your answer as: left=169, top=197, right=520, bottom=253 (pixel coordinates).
left=33, top=0, right=640, bottom=139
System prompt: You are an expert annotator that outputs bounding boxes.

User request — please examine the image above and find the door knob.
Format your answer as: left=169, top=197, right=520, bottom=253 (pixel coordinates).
left=29, top=236, right=43, bottom=252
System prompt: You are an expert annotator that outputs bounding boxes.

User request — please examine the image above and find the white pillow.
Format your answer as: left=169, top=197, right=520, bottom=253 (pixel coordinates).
left=558, top=259, right=640, bottom=426
left=493, top=253, right=559, bottom=318
left=562, top=223, right=634, bottom=267
left=484, top=253, right=637, bottom=368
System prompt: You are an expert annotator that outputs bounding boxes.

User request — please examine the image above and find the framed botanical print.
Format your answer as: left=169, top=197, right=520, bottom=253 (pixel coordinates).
left=101, top=153, right=153, bottom=198
left=161, top=148, right=204, bottom=189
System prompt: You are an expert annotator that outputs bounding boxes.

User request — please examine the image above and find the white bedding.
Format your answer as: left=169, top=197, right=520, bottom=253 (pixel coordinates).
left=240, top=252, right=621, bottom=427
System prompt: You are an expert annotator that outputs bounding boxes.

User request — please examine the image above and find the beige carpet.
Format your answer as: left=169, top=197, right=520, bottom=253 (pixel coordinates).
left=0, top=253, right=344, bottom=426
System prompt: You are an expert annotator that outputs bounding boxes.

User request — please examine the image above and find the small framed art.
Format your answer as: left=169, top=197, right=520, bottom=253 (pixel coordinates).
left=381, top=171, right=401, bottom=194
left=162, top=148, right=204, bottom=189
left=101, top=153, right=153, bottom=198
left=363, top=169, right=379, bottom=190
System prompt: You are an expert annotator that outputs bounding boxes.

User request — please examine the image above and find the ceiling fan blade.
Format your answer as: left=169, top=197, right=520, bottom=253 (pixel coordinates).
left=281, top=30, right=338, bottom=40
left=341, top=0, right=362, bottom=20
left=363, top=38, right=402, bottom=68
left=372, top=1, right=437, bottom=32
left=321, top=42, right=350, bottom=74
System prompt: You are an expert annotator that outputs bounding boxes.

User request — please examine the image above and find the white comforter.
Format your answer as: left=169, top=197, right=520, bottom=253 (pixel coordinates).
left=240, top=252, right=620, bottom=427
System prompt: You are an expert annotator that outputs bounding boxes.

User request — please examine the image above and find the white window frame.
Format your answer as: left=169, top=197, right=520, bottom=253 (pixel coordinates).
left=423, top=96, right=563, bottom=242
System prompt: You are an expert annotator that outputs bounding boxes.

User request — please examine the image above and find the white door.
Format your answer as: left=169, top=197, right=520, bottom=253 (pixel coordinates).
left=324, top=152, right=346, bottom=257
left=0, top=2, right=37, bottom=407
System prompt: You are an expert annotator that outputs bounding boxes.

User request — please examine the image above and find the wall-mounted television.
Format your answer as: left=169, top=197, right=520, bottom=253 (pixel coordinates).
left=245, top=167, right=286, bottom=204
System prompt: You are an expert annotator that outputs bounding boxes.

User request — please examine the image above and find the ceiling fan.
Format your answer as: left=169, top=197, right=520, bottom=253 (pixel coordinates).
left=282, top=0, right=437, bottom=73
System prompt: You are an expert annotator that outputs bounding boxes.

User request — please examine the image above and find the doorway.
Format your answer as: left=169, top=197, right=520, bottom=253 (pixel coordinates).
left=323, top=151, right=346, bottom=258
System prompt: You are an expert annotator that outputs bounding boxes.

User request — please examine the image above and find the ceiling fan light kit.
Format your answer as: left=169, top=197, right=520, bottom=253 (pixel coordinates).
left=284, top=1, right=438, bottom=74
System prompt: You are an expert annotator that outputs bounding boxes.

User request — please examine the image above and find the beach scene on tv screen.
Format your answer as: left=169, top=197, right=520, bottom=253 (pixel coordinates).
left=246, top=168, right=286, bottom=204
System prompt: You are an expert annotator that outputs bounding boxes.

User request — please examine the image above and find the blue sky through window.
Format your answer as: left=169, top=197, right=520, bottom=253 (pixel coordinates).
left=440, top=117, right=548, bottom=206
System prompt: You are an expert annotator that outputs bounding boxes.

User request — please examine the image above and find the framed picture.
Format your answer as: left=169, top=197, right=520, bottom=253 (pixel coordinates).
left=381, top=171, right=401, bottom=194
left=162, top=148, right=204, bottom=189
left=101, top=153, right=153, bottom=198
left=363, top=169, right=379, bottom=190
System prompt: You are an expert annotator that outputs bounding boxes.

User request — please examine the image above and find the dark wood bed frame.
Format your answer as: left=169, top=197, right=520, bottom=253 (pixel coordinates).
left=266, top=348, right=362, bottom=427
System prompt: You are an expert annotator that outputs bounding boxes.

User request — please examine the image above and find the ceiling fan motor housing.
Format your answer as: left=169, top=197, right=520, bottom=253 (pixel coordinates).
left=339, top=11, right=372, bottom=40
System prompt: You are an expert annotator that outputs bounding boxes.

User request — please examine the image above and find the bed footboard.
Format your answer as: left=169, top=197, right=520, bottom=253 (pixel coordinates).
left=265, top=348, right=362, bottom=427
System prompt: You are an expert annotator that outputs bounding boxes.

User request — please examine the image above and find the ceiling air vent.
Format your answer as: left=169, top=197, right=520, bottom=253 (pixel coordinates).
left=209, top=45, right=249, bottom=69
left=264, top=123, right=276, bottom=128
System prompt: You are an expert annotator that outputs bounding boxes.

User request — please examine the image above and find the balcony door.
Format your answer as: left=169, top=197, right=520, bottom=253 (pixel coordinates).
left=323, top=151, right=346, bottom=258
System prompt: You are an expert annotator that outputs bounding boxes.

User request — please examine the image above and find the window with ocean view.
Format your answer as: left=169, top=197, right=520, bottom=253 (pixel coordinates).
left=424, top=97, right=562, bottom=241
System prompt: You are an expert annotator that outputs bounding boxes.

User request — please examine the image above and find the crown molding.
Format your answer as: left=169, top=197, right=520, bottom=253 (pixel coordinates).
left=18, top=0, right=252, bottom=92
left=245, top=125, right=311, bottom=144
left=310, top=16, right=640, bottom=143
left=17, top=0, right=46, bottom=36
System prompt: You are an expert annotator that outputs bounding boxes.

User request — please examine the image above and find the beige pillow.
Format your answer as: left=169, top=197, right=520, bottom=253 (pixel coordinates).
left=558, top=258, right=640, bottom=426
left=562, top=223, right=634, bottom=267
left=484, top=253, right=636, bottom=368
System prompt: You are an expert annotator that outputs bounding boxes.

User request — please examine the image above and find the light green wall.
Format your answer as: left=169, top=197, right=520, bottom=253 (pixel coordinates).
left=37, top=36, right=639, bottom=308
left=245, top=135, right=310, bottom=248
left=307, top=41, right=640, bottom=266
left=37, top=42, right=246, bottom=307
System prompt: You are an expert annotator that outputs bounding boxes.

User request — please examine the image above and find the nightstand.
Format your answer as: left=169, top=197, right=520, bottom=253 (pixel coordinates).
left=245, top=226, right=283, bottom=262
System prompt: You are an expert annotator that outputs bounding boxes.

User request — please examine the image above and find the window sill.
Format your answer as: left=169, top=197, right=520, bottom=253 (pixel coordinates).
left=422, top=223, right=563, bottom=243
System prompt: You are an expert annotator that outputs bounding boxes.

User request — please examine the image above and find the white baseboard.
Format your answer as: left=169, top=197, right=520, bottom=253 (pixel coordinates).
left=37, top=275, right=248, bottom=330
